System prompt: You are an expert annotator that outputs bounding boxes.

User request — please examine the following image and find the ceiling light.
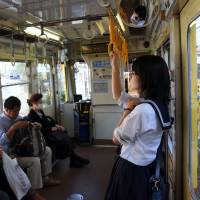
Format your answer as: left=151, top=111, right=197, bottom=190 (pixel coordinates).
left=96, top=21, right=105, bottom=35
left=24, top=27, right=61, bottom=41
left=116, top=13, right=125, bottom=32
left=72, top=20, right=83, bottom=25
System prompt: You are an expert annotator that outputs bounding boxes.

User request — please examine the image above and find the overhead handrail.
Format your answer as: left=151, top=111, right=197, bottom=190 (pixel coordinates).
left=10, top=31, right=15, bottom=67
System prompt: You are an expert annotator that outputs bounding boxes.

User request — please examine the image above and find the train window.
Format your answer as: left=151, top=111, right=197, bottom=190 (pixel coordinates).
left=74, top=62, right=91, bottom=100
left=188, top=16, right=200, bottom=197
left=0, top=62, right=29, bottom=116
left=57, top=63, right=67, bottom=103
left=37, top=63, right=53, bottom=106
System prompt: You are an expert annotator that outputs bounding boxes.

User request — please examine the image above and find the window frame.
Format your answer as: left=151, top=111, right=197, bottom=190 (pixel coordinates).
left=0, top=61, right=30, bottom=115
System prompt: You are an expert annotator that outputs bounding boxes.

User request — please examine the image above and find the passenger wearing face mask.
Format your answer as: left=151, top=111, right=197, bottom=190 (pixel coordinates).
left=27, top=93, right=90, bottom=168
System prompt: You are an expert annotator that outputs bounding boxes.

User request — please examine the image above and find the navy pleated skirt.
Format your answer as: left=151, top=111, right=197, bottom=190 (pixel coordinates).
left=105, top=157, right=154, bottom=200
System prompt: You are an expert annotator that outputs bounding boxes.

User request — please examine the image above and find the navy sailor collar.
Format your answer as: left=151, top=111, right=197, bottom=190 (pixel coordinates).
left=140, top=100, right=172, bottom=130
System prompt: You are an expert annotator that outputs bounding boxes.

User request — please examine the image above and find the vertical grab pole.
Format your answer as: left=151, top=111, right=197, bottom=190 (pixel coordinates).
left=24, top=35, right=28, bottom=67
left=34, top=41, right=39, bottom=66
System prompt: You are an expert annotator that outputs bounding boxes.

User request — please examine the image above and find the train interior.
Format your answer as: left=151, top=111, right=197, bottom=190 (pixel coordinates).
left=0, top=0, right=199, bottom=200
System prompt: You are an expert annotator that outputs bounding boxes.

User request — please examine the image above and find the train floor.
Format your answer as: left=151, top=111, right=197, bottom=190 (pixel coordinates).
left=39, top=146, right=116, bottom=200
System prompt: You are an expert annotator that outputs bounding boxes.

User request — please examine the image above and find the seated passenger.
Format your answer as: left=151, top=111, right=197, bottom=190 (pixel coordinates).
left=0, top=146, right=46, bottom=200
left=27, top=93, right=90, bottom=168
left=0, top=96, right=60, bottom=190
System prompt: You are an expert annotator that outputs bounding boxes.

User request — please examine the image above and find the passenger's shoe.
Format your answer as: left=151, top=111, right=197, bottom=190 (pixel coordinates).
left=70, top=160, right=84, bottom=168
left=75, top=155, right=90, bottom=165
left=44, top=178, right=61, bottom=187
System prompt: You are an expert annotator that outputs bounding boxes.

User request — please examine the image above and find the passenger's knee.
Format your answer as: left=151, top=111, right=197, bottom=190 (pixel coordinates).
left=45, top=146, right=52, bottom=158
left=31, top=157, right=41, bottom=168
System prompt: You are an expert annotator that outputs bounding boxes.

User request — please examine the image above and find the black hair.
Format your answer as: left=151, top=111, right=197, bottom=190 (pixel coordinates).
left=134, top=5, right=147, bottom=20
left=27, top=93, right=43, bottom=107
left=132, top=55, right=170, bottom=105
left=4, top=96, right=21, bottom=110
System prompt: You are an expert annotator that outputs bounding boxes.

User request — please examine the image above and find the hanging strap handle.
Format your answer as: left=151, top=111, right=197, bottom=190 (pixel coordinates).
left=10, top=32, right=15, bottom=66
left=38, top=24, right=48, bottom=45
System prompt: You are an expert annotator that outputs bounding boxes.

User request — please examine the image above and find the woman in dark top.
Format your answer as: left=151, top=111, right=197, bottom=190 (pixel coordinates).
left=27, top=93, right=89, bottom=168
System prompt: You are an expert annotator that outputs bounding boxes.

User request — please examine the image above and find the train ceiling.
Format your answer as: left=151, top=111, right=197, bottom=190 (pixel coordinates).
left=0, top=0, right=151, bottom=41
left=0, top=0, right=178, bottom=57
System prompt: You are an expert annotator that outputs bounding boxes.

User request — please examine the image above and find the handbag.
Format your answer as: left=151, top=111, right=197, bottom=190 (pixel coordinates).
left=149, top=135, right=169, bottom=200
left=44, top=116, right=56, bottom=128
left=11, top=123, right=46, bottom=157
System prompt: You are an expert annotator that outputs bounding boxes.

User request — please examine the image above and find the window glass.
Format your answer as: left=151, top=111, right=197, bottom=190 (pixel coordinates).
left=37, top=63, right=52, bottom=106
left=2, top=85, right=29, bottom=116
left=57, top=63, right=67, bottom=103
left=0, top=62, right=28, bottom=85
left=0, top=62, right=29, bottom=116
left=74, top=62, right=91, bottom=100
left=188, top=16, right=200, bottom=197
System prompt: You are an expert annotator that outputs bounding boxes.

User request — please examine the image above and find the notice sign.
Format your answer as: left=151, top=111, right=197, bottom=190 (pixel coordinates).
left=93, top=81, right=108, bottom=93
left=93, top=68, right=112, bottom=80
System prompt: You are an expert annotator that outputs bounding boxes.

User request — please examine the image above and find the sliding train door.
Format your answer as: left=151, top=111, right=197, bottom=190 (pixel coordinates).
left=180, top=0, right=200, bottom=199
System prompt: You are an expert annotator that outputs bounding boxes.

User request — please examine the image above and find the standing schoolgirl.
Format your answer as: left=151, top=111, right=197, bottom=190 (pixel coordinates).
left=105, top=54, right=171, bottom=200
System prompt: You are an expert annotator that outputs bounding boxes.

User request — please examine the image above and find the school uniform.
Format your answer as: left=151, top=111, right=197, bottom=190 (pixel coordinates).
left=105, top=92, right=171, bottom=200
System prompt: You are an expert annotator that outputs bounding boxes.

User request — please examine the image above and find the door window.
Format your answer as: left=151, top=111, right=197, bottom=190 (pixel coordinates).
left=188, top=16, right=200, bottom=198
